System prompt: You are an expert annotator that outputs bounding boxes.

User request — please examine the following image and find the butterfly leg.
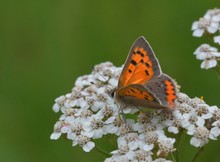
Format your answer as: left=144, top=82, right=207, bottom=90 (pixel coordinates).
left=119, top=105, right=127, bottom=124
left=133, top=104, right=145, bottom=113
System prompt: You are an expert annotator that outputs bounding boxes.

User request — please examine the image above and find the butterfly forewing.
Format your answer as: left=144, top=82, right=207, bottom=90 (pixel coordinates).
left=118, top=36, right=162, bottom=88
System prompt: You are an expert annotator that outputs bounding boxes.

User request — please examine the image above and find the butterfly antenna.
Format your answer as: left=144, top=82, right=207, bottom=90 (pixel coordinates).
left=92, top=67, right=108, bottom=82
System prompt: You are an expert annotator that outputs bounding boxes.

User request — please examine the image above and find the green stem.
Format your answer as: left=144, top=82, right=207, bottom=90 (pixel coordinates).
left=191, top=147, right=204, bottom=162
left=171, top=152, right=176, bottom=162
left=215, top=61, right=220, bottom=79
left=173, top=129, right=185, bottom=162
left=177, top=129, right=186, bottom=162
left=94, top=145, right=110, bottom=157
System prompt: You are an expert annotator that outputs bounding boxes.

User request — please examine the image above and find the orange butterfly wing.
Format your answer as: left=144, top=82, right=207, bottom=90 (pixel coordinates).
left=118, top=36, right=161, bottom=88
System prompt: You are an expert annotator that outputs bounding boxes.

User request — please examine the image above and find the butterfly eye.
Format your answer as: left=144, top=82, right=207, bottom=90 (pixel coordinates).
left=110, top=90, right=115, bottom=98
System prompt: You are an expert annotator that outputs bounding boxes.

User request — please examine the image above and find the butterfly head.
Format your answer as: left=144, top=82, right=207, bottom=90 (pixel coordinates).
left=109, top=87, right=117, bottom=98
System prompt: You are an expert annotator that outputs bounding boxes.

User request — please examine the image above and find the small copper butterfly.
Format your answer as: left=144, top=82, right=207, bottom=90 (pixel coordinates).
left=113, top=36, right=177, bottom=109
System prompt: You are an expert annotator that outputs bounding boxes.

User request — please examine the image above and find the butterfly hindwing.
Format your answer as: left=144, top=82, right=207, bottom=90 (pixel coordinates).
left=118, top=36, right=162, bottom=88
left=117, top=84, right=169, bottom=109
left=144, top=73, right=177, bottom=108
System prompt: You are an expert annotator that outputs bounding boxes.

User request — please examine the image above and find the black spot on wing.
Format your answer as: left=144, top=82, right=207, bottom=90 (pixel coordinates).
left=144, top=94, right=151, bottom=100
left=139, top=90, right=143, bottom=94
left=136, top=50, right=144, bottom=57
left=131, top=89, right=135, bottom=93
left=145, top=62, right=150, bottom=68
left=131, top=60, right=137, bottom=66
left=145, top=70, right=149, bottom=76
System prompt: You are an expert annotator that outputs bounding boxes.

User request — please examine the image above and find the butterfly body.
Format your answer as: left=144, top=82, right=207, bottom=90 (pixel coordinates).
left=114, top=36, right=177, bottom=110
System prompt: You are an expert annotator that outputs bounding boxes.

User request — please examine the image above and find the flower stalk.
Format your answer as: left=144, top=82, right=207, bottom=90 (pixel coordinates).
left=191, top=147, right=204, bottom=162
left=95, top=145, right=111, bottom=157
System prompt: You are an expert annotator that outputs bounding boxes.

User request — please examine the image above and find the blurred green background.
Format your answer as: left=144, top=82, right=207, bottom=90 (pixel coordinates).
left=1, top=0, right=220, bottom=161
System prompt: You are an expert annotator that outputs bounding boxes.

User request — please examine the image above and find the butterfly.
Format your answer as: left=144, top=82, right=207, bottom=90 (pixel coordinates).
left=112, top=36, right=177, bottom=110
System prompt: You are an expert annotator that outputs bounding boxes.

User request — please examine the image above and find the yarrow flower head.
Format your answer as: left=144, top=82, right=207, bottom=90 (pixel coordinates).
left=192, top=8, right=220, bottom=37
left=50, top=62, right=220, bottom=161
left=194, top=44, right=220, bottom=69
left=192, top=8, right=220, bottom=72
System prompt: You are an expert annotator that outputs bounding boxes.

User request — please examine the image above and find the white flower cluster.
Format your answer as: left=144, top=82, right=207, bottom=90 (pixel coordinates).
left=51, top=62, right=220, bottom=161
left=192, top=8, right=220, bottom=38
left=192, top=8, right=220, bottom=69
left=194, top=44, right=220, bottom=69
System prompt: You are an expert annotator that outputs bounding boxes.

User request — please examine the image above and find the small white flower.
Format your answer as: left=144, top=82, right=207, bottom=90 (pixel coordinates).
left=68, top=96, right=88, bottom=109
left=52, top=103, right=60, bottom=113
left=190, top=126, right=210, bottom=147
left=104, top=116, right=122, bottom=135
left=53, top=95, right=67, bottom=112
left=194, top=44, right=220, bottom=69
left=75, top=75, right=96, bottom=88
left=67, top=117, right=84, bottom=137
left=82, top=115, right=106, bottom=139
left=125, top=133, right=139, bottom=150
left=185, top=112, right=205, bottom=134
left=50, top=132, right=62, bottom=140
left=177, top=93, right=191, bottom=104
left=206, top=8, right=220, bottom=22
left=209, top=106, right=220, bottom=121
left=111, top=135, right=136, bottom=161
left=192, top=9, right=220, bottom=37
left=138, top=131, right=157, bottom=151
left=133, top=150, right=153, bottom=162
left=201, top=59, right=218, bottom=69
left=195, top=104, right=212, bottom=119
left=167, top=119, right=182, bottom=134
left=153, top=158, right=172, bottom=162
left=190, top=97, right=206, bottom=108
left=83, top=141, right=95, bottom=152
left=210, top=120, right=220, bottom=140
left=157, top=138, right=176, bottom=156
left=108, top=77, right=118, bottom=87
left=105, top=155, right=129, bottom=162
left=194, top=44, right=220, bottom=59
left=192, top=18, right=219, bottom=37
left=73, top=135, right=95, bottom=152
left=214, top=35, right=220, bottom=45
left=91, top=100, right=105, bottom=112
